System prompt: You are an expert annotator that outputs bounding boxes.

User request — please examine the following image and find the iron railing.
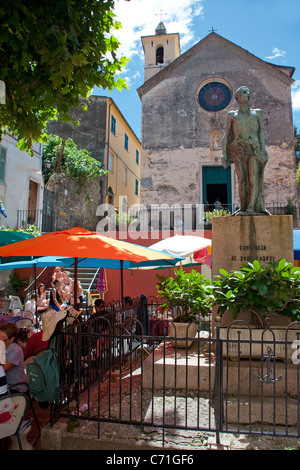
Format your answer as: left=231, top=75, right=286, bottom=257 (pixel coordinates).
left=52, top=301, right=300, bottom=448
left=16, top=209, right=54, bottom=232
left=102, top=202, right=299, bottom=233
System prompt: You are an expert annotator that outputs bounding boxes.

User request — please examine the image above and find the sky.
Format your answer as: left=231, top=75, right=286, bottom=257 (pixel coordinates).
left=93, top=0, right=300, bottom=141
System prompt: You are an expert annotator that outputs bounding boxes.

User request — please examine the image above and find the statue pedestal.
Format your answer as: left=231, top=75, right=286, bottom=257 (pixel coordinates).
left=211, top=215, right=294, bottom=328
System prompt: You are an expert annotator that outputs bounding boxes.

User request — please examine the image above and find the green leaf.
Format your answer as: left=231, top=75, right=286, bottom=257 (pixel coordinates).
left=225, top=290, right=233, bottom=299
left=253, top=260, right=261, bottom=272
left=258, top=283, right=268, bottom=296
left=219, top=268, right=228, bottom=277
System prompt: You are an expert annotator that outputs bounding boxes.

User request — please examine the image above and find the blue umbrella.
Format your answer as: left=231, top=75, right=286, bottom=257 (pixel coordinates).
left=58, top=256, right=183, bottom=270
left=0, top=256, right=66, bottom=270
left=293, top=229, right=300, bottom=260
left=0, top=254, right=183, bottom=271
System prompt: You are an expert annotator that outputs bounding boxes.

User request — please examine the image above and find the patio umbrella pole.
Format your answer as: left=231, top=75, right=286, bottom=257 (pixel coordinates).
left=34, top=264, right=38, bottom=329
left=121, top=260, right=124, bottom=302
left=74, top=258, right=78, bottom=310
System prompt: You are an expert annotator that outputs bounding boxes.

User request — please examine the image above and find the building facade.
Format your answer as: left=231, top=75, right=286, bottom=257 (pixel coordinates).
left=47, top=95, right=141, bottom=212
left=0, top=133, right=44, bottom=230
left=138, top=27, right=297, bottom=223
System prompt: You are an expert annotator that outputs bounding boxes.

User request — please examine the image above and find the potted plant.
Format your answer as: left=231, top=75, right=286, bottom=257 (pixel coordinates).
left=203, top=208, right=230, bottom=228
left=212, top=258, right=300, bottom=358
left=156, top=269, right=212, bottom=348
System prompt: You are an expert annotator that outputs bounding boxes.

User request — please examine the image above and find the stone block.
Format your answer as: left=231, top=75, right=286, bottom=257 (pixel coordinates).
left=142, top=340, right=215, bottom=390
left=41, top=422, right=68, bottom=450
left=212, top=215, right=294, bottom=327
left=212, top=214, right=293, bottom=276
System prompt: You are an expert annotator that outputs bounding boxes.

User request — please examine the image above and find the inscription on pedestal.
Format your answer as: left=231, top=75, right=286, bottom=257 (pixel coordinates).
left=231, top=245, right=274, bottom=263
left=212, top=215, right=294, bottom=279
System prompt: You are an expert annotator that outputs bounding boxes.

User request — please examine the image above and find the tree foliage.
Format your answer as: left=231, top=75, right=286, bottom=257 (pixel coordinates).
left=0, top=0, right=128, bottom=154
left=42, top=134, right=107, bottom=184
left=295, top=127, right=300, bottom=185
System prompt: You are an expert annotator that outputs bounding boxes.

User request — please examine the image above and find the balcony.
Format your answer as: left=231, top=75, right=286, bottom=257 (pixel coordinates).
left=17, top=209, right=53, bottom=233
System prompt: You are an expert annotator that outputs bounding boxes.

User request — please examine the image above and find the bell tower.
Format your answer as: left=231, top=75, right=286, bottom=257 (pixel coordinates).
left=141, top=21, right=181, bottom=82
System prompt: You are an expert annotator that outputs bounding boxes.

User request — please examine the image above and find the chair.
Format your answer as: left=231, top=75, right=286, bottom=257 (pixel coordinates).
left=9, top=296, right=23, bottom=315
left=9, top=295, right=23, bottom=310
left=0, top=393, right=32, bottom=450
left=22, top=310, right=35, bottom=321
left=0, top=299, right=12, bottom=315
left=89, top=293, right=102, bottom=313
left=15, top=318, right=33, bottom=329
left=9, top=382, right=41, bottom=447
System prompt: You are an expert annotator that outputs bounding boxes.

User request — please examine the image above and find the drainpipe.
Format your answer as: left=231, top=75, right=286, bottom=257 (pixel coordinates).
left=105, top=100, right=113, bottom=204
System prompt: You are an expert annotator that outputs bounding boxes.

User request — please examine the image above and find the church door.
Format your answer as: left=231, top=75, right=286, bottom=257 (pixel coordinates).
left=202, top=166, right=232, bottom=212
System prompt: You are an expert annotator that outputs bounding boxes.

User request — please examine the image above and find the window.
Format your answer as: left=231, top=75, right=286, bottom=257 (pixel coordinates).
left=124, top=133, right=128, bottom=151
left=136, top=149, right=139, bottom=165
left=197, top=80, right=232, bottom=112
left=108, top=153, right=113, bottom=172
left=108, top=187, right=114, bottom=205
left=123, top=168, right=127, bottom=185
left=156, top=47, right=164, bottom=65
left=0, top=145, right=7, bottom=183
left=135, top=179, right=139, bottom=196
left=111, top=115, right=116, bottom=134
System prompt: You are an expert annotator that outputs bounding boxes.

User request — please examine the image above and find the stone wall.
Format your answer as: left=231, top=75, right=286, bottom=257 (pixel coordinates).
left=46, top=96, right=108, bottom=204
left=46, top=174, right=101, bottom=232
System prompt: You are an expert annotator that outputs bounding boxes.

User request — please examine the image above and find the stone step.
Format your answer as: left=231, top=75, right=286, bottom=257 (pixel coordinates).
left=143, top=337, right=300, bottom=397
left=224, top=395, right=299, bottom=426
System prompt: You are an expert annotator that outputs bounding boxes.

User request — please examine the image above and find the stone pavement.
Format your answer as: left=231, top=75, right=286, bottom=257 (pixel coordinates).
left=39, top=365, right=300, bottom=451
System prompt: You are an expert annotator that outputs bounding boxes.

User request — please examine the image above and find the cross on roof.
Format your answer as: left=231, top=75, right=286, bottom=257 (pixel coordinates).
left=209, top=26, right=218, bottom=33
left=156, top=10, right=168, bottom=21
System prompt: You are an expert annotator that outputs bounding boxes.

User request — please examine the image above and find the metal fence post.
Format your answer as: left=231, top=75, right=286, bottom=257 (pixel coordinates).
left=214, top=315, right=223, bottom=444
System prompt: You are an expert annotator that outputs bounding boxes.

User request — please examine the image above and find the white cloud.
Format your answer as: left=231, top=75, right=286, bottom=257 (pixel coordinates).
left=292, top=80, right=300, bottom=112
left=265, top=47, right=286, bottom=60
left=113, top=0, right=204, bottom=60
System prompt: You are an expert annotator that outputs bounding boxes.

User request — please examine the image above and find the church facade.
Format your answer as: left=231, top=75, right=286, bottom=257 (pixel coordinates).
left=138, top=25, right=297, bottom=225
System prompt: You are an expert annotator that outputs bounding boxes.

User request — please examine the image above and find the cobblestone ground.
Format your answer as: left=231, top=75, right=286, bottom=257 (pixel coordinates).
left=64, top=355, right=300, bottom=451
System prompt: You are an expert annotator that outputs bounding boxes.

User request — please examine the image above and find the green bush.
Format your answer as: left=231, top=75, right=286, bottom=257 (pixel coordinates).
left=204, top=208, right=230, bottom=225
left=156, top=269, right=212, bottom=322
left=212, top=259, right=300, bottom=322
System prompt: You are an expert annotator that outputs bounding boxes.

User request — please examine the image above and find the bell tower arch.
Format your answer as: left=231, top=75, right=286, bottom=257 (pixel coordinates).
left=141, top=21, right=181, bottom=82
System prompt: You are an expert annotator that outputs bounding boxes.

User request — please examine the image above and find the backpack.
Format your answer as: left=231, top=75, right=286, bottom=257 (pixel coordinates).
left=27, top=338, right=60, bottom=405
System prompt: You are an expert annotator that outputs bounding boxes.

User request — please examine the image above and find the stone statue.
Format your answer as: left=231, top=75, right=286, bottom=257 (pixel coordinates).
left=222, top=86, right=269, bottom=215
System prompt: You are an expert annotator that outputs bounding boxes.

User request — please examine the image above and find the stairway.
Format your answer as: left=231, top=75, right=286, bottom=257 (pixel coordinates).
left=66, top=266, right=100, bottom=299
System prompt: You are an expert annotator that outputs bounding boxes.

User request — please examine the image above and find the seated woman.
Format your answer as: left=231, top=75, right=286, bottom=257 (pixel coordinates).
left=49, top=281, right=84, bottom=321
left=24, top=293, right=36, bottom=315
left=69, top=280, right=84, bottom=306
left=36, top=283, right=49, bottom=314
left=24, top=293, right=37, bottom=322
left=0, top=363, right=8, bottom=397
left=49, top=280, right=66, bottom=312
left=0, top=323, right=27, bottom=393
left=61, top=270, right=71, bottom=288
left=51, top=266, right=63, bottom=287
